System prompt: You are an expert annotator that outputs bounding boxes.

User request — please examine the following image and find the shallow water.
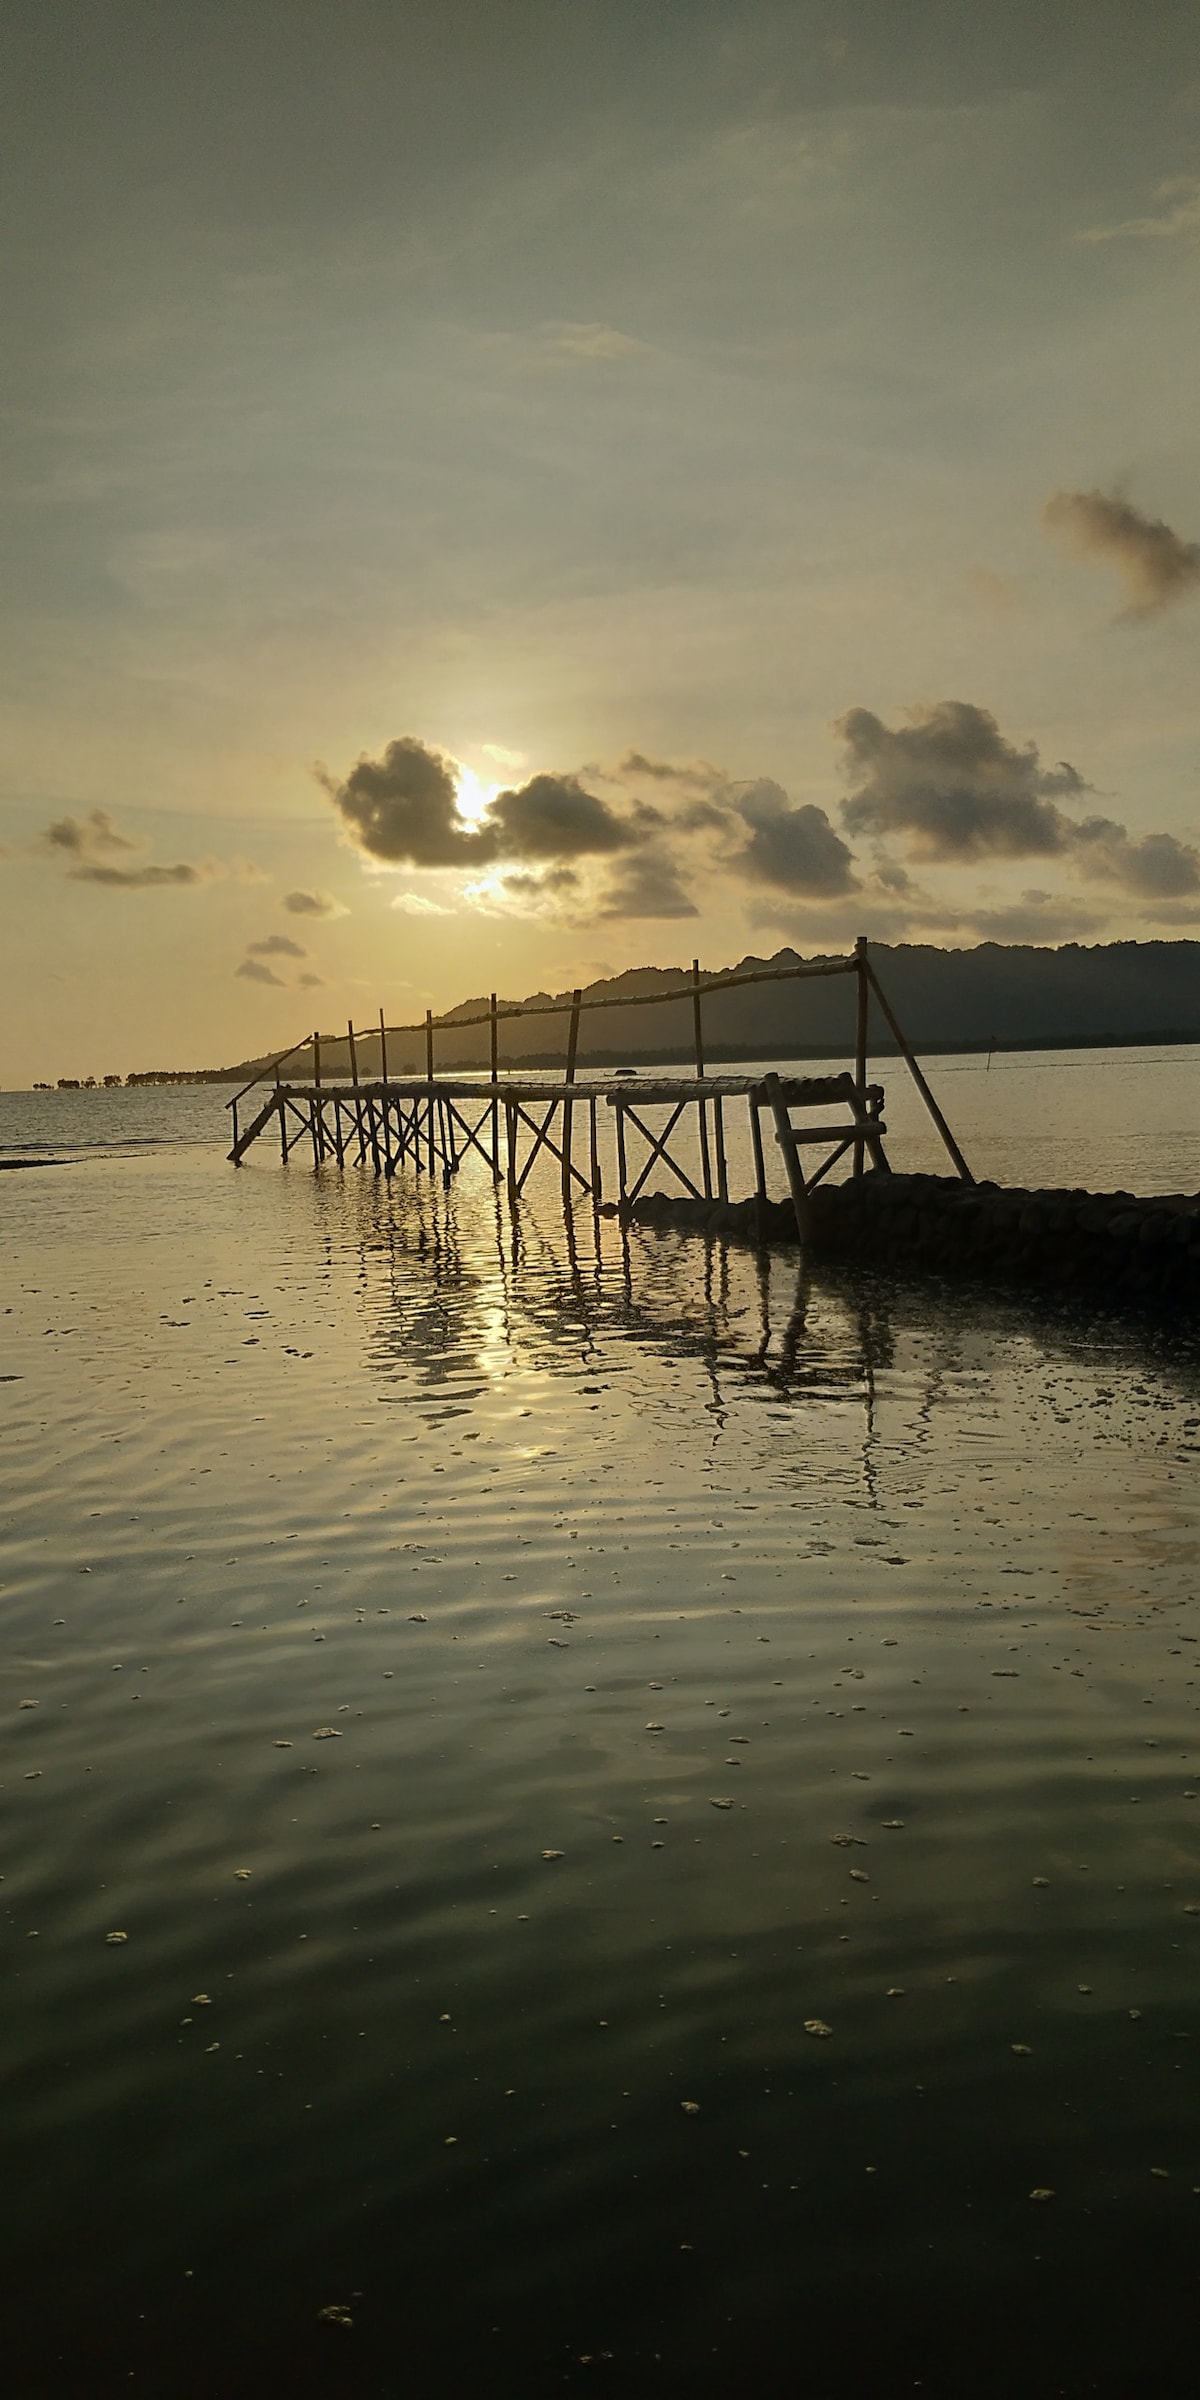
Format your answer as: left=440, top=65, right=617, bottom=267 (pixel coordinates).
left=4, top=1036, right=1200, bottom=1195
left=4, top=1137, right=1200, bottom=2397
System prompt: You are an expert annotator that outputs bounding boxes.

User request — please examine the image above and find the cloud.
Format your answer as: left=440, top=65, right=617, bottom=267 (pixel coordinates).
left=320, top=737, right=640, bottom=870
left=247, top=932, right=306, bottom=958
left=1076, top=174, right=1200, bottom=245
left=283, top=888, right=342, bottom=917
left=837, top=701, right=1088, bottom=861
left=596, top=846, right=699, bottom=919
left=499, top=865, right=582, bottom=907
left=481, top=742, right=526, bottom=769
left=44, top=808, right=136, bottom=858
left=236, top=957, right=285, bottom=986
left=298, top=971, right=324, bottom=987
left=1070, top=818, right=1200, bottom=899
left=488, top=772, right=635, bottom=859
left=390, top=891, right=453, bottom=916
left=732, top=778, right=859, bottom=896
left=552, top=322, right=644, bottom=360
left=41, top=807, right=252, bottom=888
left=964, top=890, right=1107, bottom=942
left=1042, top=488, right=1200, bottom=619
left=319, top=736, right=496, bottom=868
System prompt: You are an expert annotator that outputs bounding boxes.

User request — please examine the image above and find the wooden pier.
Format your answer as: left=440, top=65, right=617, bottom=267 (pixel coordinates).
left=227, top=940, right=972, bottom=1236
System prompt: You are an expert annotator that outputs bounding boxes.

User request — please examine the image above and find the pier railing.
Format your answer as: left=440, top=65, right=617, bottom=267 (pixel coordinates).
left=226, top=937, right=972, bottom=1224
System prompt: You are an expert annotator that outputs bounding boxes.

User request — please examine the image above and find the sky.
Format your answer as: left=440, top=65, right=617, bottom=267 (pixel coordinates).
left=2, top=0, right=1199, bottom=1083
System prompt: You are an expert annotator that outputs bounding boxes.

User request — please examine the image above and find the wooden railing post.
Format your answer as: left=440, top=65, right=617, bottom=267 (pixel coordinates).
left=425, top=1009, right=435, bottom=1176
left=692, top=959, right=712, bottom=1199
left=562, top=989, right=581, bottom=1205
left=489, top=993, right=500, bottom=1180
left=853, top=935, right=869, bottom=1178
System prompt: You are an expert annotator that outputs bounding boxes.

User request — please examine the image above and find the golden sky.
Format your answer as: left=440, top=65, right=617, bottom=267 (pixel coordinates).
left=2, top=0, right=1199, bottom=1082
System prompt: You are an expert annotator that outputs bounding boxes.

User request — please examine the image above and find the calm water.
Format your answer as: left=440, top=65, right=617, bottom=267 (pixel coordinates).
left=3, top=1058, right=1200, bottom=2397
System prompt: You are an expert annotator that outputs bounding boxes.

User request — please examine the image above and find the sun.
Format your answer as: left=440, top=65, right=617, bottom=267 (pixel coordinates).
left=454, top=765, right=500, bottom=828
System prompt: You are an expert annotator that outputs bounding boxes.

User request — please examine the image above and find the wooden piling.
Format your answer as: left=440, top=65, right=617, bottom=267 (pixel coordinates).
left=311, top=1032, right=326, bottom=1160
left=692, top=960, right=712, bottom=1199
left=589, top=1094, right=601, bottom=1205
left=425, top=1010, right=435, bottom=1176
left=505, top=1100, right=518, bottom=1209
left=853, top=936, right=869, bottom=1179
left=615, top=1101, right=630, bottom=1214
left=489, top=994, right=500, bottom=1182
left=763, top=1071, right=811, bottom=1242
left=749, top=1097, right=767, bottom=1214
left=562, top=989, right=581, bottom=1206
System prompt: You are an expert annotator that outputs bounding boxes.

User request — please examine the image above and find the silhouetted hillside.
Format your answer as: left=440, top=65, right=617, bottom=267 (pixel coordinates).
left=203, top=940, right=1200, bottom=1085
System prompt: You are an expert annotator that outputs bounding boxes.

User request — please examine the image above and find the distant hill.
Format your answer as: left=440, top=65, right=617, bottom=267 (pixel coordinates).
left=190, top=939, right=1200, bottom=1086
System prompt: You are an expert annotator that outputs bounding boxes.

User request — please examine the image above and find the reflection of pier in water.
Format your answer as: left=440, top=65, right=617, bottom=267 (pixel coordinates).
left=353, top=1172, right=897, bottom=1478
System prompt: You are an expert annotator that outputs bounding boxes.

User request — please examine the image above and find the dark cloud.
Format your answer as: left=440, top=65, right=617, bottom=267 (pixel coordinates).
left=320, top=739, right=637, bottom=869
left=837, top=701, right=1087, bottom=861
left=283, top=889, right=340, bottom=916
left=248, top=932, right=306, bottom=958
left=965, top=891, right=1107, bottom=942
left=298, top=971, right=325, bottom=987
left=41, top=806, right=232, bottom=887
left=617, top=750, right=726, bottom=793
left=732, top=778, right=859, bottom=896
left=1043, top=489, right=1200, bottom=619
left=501, top=865, right=582, bottom=901
left=236, top=957, right=285, bottom=986
left=1070, top=818, right=1200, bottom=899
left=489, top=772, right=634, bottom=858
left=597, top=846, right=699, bottom=919
left=44, top=808, right=136, bottom=858
left=318, top=736, right=496, bottom=868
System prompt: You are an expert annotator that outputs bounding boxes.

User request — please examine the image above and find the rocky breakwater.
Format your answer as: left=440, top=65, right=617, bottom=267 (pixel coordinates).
left=626, top=1172, right=1200, bottom=1305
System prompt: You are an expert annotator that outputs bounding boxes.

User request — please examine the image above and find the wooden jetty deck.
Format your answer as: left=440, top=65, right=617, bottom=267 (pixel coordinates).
left=227, top=940, right=973, bottom=1236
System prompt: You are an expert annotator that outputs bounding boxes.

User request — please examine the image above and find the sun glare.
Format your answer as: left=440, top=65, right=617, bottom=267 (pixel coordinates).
left=454, top=766, right=499, bottom=828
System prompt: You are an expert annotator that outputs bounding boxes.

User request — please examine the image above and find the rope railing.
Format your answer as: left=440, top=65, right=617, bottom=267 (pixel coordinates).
left=225, top=953, right=860, bottom=1112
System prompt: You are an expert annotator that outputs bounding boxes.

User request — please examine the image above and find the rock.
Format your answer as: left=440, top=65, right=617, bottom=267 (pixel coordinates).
left=804, top=2018, right=833, bottom=2039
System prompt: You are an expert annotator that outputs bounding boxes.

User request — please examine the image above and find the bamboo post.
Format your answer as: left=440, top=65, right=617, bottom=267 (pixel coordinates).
left=589, top=1094, right=601, bottom=1204
left=864, top=960, right=974, bottom=1183
left=561, top=989, right=581, bottom=1206
left=615, top=1102, right=629, bottom=1214
left=713, top=1091, right=728, bottom=1203
left=378, top=1007, right=389, bottom=1087
left=311, top=1033, right=326, bottom=1160
left=308, top=1091, right=321, bottom=1170
left=489, top=993, right=500, bottom=1181
left=425, top=1010, right=435, bottom=1175
left=853, top=936, right=869, bottom=1179
left=331, top=1097, right=346, bottom=1167
left=505, top=1099, right=518, bottom=1208
left=749, top=1096, right=767, bottom=1205
left=279, top=1091, right=290, bottom=1163
left=347, top=1019, right=365, bottom=1163
left=763, top=1071, right=810, bottom=1242
left=692, top=959, right=712, bottom=1199
left=231, top=1097, right=239, bottom=1154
